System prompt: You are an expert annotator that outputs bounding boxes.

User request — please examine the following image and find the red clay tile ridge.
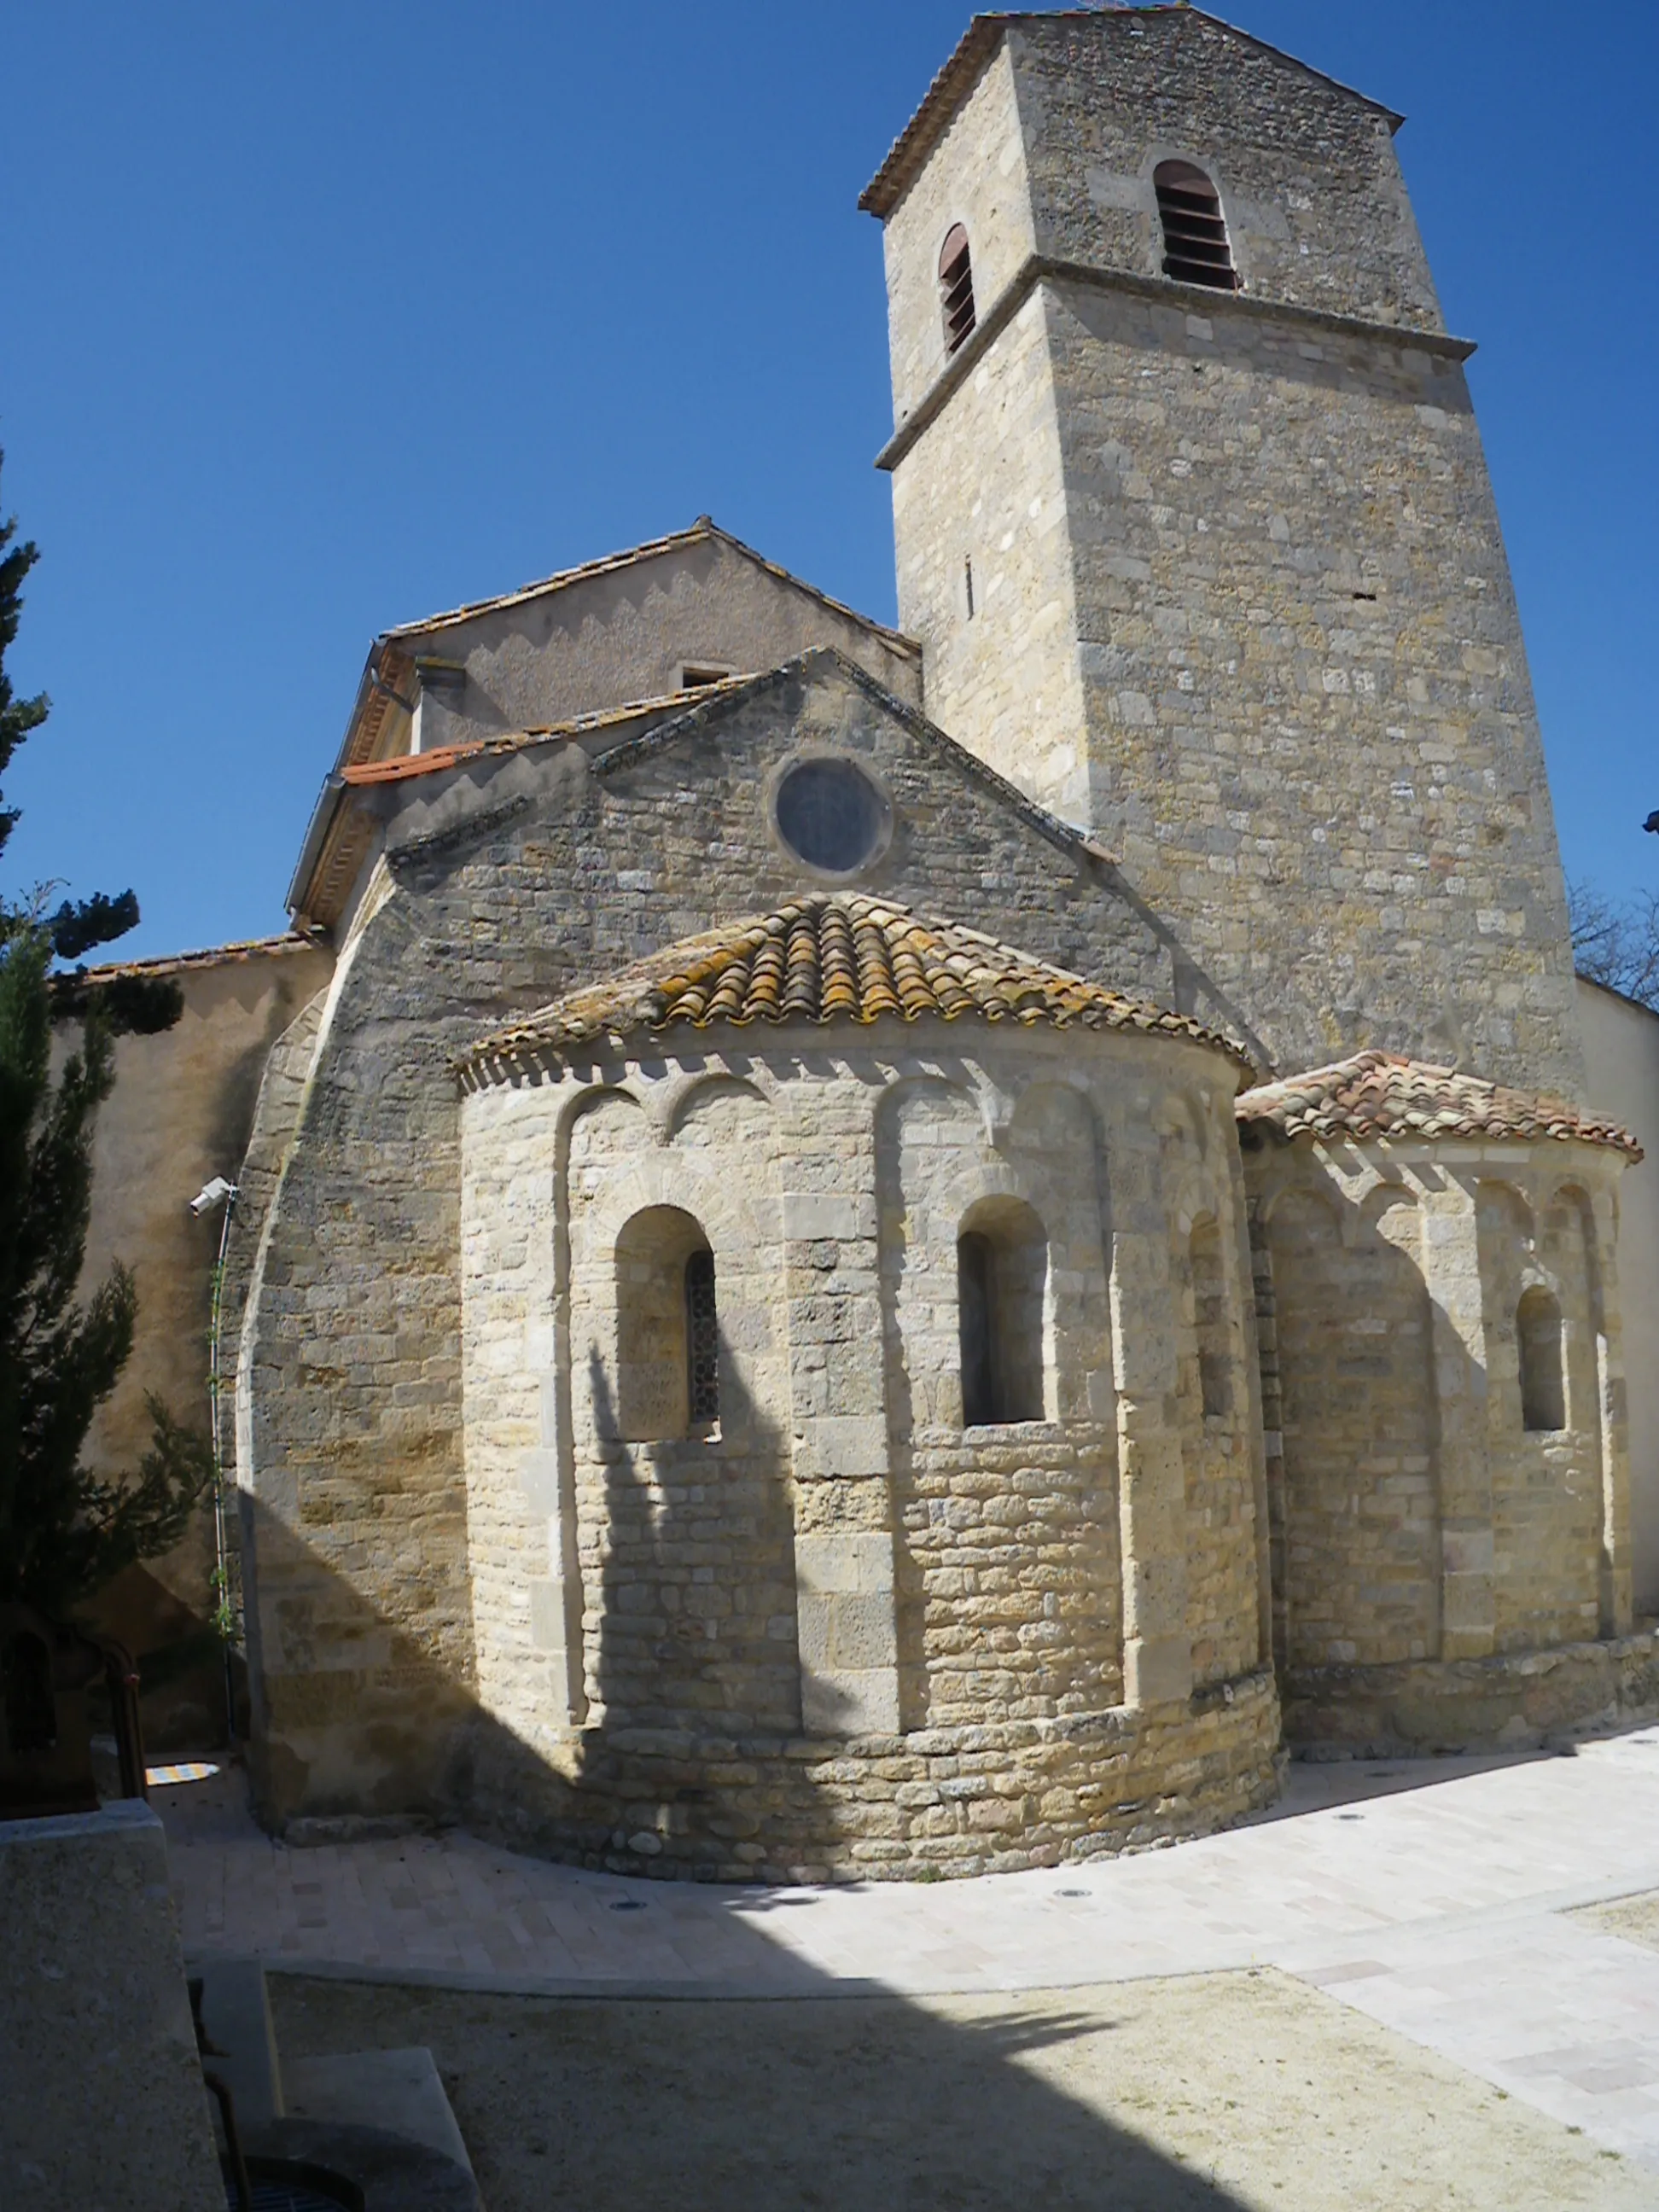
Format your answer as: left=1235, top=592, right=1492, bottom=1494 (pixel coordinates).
left=461, top=894, right=1254, bottom=1079
left=1237, top=1049, right=1643, bottom=1161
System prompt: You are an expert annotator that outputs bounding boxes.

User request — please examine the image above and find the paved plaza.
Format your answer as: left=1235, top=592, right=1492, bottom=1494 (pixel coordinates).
left=162, top=1727, right=1659, bottom=2172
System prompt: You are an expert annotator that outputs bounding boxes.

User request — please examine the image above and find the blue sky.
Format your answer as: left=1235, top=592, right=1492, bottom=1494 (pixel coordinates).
left=2, top=2, right=1654, bottom=958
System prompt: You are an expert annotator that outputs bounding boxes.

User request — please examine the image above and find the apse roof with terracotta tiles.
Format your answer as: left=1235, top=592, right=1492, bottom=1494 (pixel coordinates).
left=462, top=894, right=1253, bottom=1076
left=1237, top=1050, right=1643, bottom=1160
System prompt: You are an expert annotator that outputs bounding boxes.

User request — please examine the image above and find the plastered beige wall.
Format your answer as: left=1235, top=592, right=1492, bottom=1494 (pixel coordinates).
left=69, top=940, right=334, bottom=1630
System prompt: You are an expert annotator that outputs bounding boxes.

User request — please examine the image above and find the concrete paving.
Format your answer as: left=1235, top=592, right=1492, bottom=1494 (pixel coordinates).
left=162, top=1726, right=1659, bottom=2170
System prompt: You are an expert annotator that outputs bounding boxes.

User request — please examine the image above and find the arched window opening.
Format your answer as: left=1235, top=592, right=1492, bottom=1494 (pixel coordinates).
left=614, top=1206, right=718, bottom=1441
left=1190, top=1218, right=1231, bottom=1420
left=1155, top=160, right=1239, bottom=292
left=1517, top=1286, right=1565, bottom=1433
left=3, top=1630, right=57, bottom=1754
left=939, top=224, right=976, bottom=353
left=685, top=1248, right=719, bottom=1426
left=957, top=1198, right=1047, bottom=1426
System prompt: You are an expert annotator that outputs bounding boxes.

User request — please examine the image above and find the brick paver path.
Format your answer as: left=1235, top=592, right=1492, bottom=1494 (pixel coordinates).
left=163, top=1727, right=1659, bottom=2168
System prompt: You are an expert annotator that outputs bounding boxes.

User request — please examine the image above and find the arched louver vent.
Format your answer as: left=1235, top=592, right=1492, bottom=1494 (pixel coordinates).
left=1155, top=160, right=1240, bottom=292
left=939, top=224, right=976, bottom=353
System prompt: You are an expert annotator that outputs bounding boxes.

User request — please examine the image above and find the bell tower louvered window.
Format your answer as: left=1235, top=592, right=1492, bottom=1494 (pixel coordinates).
left=1155, top=161, right=1240, bottom=292
left=939, top=224, right=976, bottom=353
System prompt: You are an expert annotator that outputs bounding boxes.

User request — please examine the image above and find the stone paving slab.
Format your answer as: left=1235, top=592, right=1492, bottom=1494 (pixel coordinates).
left=163, top=1727, right=1659, bottom=2166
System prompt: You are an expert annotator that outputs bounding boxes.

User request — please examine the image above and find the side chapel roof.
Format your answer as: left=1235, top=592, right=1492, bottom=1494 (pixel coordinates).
left=1236, top=1049, right=1643, bottom=1161
left=461, top=894, right=1253, bottom=1080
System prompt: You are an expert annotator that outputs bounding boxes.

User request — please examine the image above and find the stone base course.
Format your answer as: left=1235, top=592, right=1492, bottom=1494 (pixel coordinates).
left=449, top=1668, right=1281, bottom=1883
left=1283, top=1627, right=1659, bottom=1759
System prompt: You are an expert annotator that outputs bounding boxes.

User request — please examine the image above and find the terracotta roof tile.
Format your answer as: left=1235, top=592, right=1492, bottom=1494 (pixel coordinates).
left=338, top=680, right=753, bottom=788
left=463, top=894, right=1252, bottom=1075
left=1237, top=1049, right=1642, bottom=1161
left=66, top=932, right=323, bottom=983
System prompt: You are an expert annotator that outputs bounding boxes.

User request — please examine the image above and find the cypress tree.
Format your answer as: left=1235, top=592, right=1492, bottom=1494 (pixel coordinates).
left=0, top=451, right=211, bottom=1615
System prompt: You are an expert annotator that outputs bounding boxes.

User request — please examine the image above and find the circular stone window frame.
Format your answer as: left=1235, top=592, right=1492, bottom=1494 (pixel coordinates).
left=765, top=747, right=895, bottom=884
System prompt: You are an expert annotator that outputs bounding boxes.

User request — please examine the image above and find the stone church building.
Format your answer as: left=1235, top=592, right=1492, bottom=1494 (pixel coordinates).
left=76, top=7, right=1659, bottom=1878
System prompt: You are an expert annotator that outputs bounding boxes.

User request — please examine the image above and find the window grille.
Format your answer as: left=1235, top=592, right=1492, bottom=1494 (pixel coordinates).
left=685, top=1249, right=719, bottom=1424
left=939, top=224, right=976, bottom=352
left=1154, top=161, right=1240, bottom=292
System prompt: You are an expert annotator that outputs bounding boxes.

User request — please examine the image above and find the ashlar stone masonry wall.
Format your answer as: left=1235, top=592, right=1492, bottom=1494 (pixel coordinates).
left=1245, top=1132, right=1635, bottom=1749
left=230, top=660, right=1217, bottom=1839
left=457, top=1018, right=1278, bottom=1877
left=878, top=14, right=1582, bottom=1097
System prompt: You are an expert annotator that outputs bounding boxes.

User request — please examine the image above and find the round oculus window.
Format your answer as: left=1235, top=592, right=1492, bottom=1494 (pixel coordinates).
left=772, top=755, right=889, bottom=876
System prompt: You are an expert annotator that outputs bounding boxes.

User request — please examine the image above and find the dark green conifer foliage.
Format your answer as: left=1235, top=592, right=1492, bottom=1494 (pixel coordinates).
left=0, top=451, right=210, bottom=1614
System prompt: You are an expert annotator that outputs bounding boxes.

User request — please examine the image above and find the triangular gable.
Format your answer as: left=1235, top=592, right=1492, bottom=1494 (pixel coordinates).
left=381, top=516, right=917, bottom=656
left=289, top=648, right=1117, bottom=932
left=586, top=648, right=1115, bottom=875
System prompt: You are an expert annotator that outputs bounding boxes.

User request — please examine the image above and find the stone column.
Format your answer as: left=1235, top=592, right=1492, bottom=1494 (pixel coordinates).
left=780, top=1088, right=901, bottom=1738
left=1107, top=1115, right=1192, bottom=1708
left=1420, top=1174, right=1494, bottom=1659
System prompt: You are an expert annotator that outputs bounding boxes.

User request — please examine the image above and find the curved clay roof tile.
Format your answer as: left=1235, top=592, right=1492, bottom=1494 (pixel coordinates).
left=1237, top=1048, right=1642, bottom=1161
left=462, top=894, right=1254, bottom=1077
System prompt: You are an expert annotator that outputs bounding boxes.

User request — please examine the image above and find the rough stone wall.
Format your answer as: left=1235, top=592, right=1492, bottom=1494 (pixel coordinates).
left=566, top=1084, right=800, bottom=1736
left=882, top=40, right=1037, bottom=426
left=456, top=1016, right=1273, bottom=1876
left=409, top=534, right=921, bottom=757
left=876, top=1069, right=1122, bottom=1728
left=1042, top=280, right=1580, bottom=1091
left=1246, top=1134, right=1633, bottom=1709
left=236, top=662, right=1180, bottom=1825
left=890, top=288, right=1091, bottom=823
left=878, top=19, right=1582, bottom=1096
left=1163, top=1107, right=1270, bottom=1687
left=1263, top=1179, right=1438, bottom=1668
left=1006, top=13, right=1442, bottom=329
left=1477, top=1180, right=1605, bottom=1653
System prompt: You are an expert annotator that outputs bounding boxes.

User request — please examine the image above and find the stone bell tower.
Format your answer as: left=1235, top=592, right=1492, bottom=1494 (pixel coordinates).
left=862, top=5, right=1583, bottom=1094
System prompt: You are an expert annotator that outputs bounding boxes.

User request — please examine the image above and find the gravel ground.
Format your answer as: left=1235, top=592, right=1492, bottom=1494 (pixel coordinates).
left=269, top=1967, right=1647, bottom=2211
left=1578, top=1889, right=1659, bottom=1951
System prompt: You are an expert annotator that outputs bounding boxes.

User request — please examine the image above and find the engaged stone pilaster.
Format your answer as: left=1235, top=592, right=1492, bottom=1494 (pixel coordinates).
left=1108, top=1119, right=1194, bottom=1708
left=1422, top=1180, right=1495, bottom=1660
left=782, top=1156, right=901, bottom=1737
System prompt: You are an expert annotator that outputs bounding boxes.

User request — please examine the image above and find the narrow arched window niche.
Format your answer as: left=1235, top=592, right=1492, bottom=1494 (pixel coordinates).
left=957, top=1197, right=1049, bottom=1427
left=1517, top=1285, right=1565, bottom=1434
left=939, top=223, right=976, bottom=353
left=1155, top=160, right=1240, bottom=292
left=614, top=1205, right=719, bottom=1441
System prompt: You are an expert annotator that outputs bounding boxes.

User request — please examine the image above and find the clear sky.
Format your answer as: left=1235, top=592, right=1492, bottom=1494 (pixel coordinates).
left=2, top=2, right=1654, bottom=960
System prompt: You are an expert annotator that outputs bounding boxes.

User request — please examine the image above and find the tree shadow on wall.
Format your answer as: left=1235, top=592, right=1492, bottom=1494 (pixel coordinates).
left=238, top=1299, right=849, bottom=1878
left=568, top=1345, right=855, bottom=1879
